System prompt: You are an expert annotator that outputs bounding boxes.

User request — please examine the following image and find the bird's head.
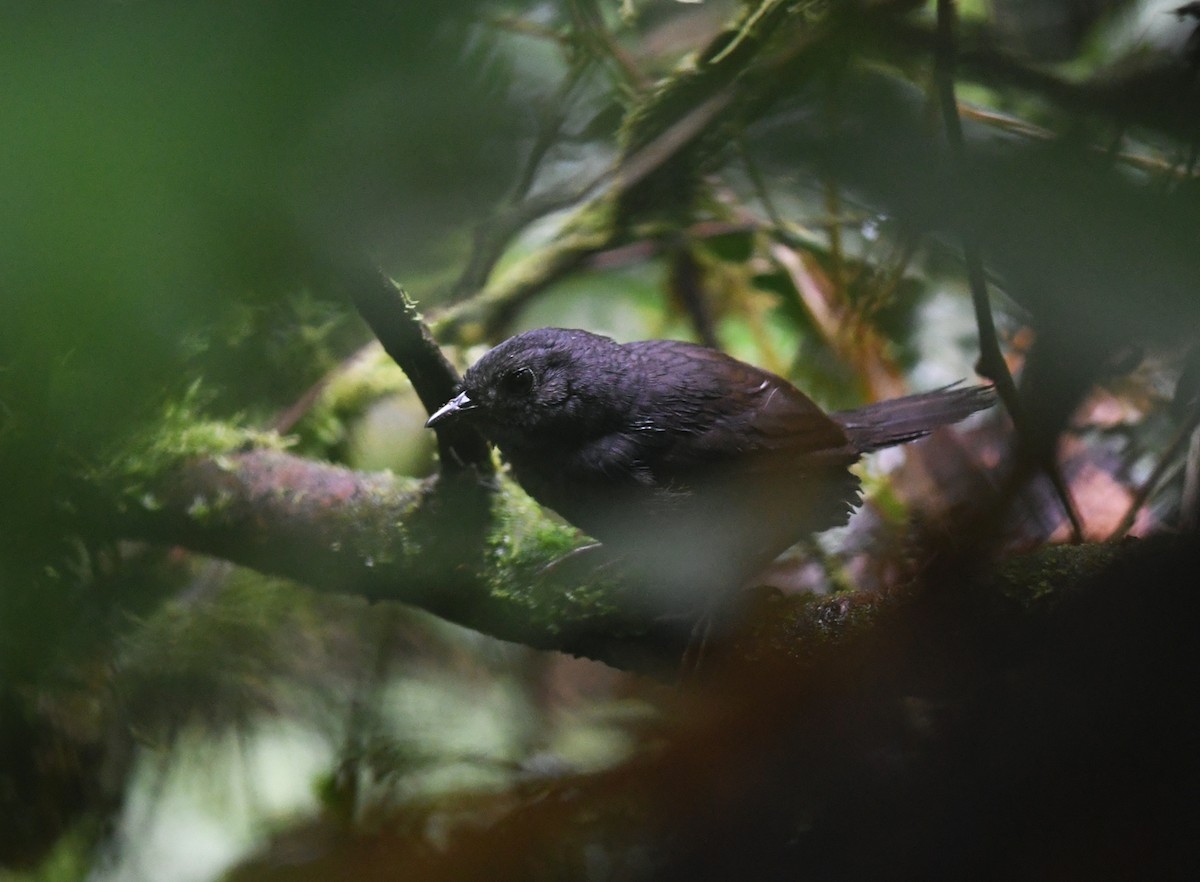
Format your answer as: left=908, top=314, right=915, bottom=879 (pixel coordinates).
left=426, top=328, right=623, bottom=451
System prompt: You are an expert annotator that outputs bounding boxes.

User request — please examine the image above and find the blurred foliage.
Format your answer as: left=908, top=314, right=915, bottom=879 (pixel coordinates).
left=0, top=0, right=521, bottom=681
left=3, top=0, right=1200, bottom=878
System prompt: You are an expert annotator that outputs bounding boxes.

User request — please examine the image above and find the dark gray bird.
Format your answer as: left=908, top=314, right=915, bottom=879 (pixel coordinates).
left=427, top=328, right=994, bottom=607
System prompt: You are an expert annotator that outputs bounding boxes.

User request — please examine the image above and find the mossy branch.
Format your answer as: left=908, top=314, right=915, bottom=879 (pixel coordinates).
left=325, top=260, right=492, bottom=473
left=100, top=429, right=1148, bottom=678
left=107, top=447, right=696, bottom=672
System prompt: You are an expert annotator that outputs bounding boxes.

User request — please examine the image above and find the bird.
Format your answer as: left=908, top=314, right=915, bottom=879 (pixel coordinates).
left=427, top=327, right=995, bottom=612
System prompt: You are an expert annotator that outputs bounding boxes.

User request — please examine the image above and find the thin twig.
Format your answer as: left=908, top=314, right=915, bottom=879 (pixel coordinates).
left=451, top=62, right=594, bottom=302
left=823, top=177, right=848, bottom=297
left=330, top=259, right=493, bottom=474
left=433, top=88, right=736, bottom=341
left=868, top=232, right=920, bottom=316
left=737, top=135, right=788, bottom=231
left=568, top=0, right=647, bottom=92
left=667, top=238, right=719, bottom=349
left=933, top=0, right=1083, bottom=541
left=957, top=104, right=1190, bottom=178
left=271, top=343, right=376, bottom=435
left=1107, top=403, right=1200, bottom=540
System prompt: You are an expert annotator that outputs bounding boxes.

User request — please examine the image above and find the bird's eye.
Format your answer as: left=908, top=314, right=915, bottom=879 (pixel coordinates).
left=500, top=367, right=535, bottom=396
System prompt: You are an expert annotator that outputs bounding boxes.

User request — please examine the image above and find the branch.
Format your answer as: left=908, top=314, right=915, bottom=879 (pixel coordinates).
left=933, top=0, right=1083, bottom=541
left=428, top=2, right=818, bottom=344
left=321, top=259, right=492, bottom=474
left=102, top=437, right=1160, bottom=681
left=111, top=448, right=708, bottom=673
left=432, top=231, right=609, bottom=342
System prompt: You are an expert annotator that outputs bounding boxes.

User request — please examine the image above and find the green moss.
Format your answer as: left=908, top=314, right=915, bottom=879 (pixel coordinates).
left=989, top=543, right=1121, bottom=611
left=489, top=478, right=579, bottom=562
left=0, top=820, right=94, bottom=882
left=115, top=567, right=322, bottom=736
left=736, top=588, right=888, bottom=667
left=484, top=479, right=574, bottom=585
left=100, top=382, right=291, bottom=509
left=183, top=487, right=238, bottom=527
left=478, top=475, right=626, bottom=632
left=854, top=466, right=908, bottom=525
left=296, top=344, right=417, bottom=454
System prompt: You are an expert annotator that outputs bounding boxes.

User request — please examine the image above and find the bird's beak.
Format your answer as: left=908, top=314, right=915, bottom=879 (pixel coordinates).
left=425, top=390, right=478, bottom=428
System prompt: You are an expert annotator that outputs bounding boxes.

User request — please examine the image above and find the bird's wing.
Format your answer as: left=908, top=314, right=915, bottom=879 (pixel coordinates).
left=623, top=340, right=853, bottom=476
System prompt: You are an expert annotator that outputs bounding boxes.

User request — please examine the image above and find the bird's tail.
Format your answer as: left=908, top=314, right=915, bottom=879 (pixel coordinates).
left=832, top=384, right=997, bottom=453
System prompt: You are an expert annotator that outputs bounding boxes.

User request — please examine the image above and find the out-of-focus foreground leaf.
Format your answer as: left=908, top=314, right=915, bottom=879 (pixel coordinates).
left=0, top=0, right=520, bottom=672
